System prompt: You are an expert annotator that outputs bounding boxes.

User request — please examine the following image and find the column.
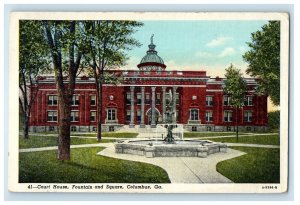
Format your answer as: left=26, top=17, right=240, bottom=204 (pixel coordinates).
left=162, top=87, right=166, bottom=123
left=172, top=86, right=177, bottom=123
left=140, top=87, right=145, bottom=128
left=151, top=86, right=156, bottom=128
left=129, top=86, right=135, bottom=128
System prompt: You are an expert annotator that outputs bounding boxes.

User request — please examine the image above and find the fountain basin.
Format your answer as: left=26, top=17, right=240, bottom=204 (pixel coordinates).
left=115, top=140, right=227, bottom=158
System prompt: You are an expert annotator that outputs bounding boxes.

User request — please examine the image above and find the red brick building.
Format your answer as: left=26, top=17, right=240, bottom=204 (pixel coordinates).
left=29, top=39, right=268, bottom=133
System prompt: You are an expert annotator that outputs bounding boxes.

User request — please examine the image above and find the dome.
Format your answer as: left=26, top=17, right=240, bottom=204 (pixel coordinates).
left=137, top=35, right=167, bottom=71
left=140, top=52, right=165, bottom=64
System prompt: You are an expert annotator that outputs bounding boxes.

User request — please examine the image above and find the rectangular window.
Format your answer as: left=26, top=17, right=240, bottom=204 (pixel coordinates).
left=145, top=94, right=150, bottom=104
left=48, top=95, right=57, bottom=105
left=126, top=93, right=131, bottom=105
left=107, top=109, right=116, bottom=121
left=71, top=126, right=76, bottom=132
left=224, top=111, right=233, bottom=122
left=223, top=95, right=231, bottom=106
left=136, top=93, right=142, bottom=105
left=47, top=111, right=57, bottom=122
left=206, top=96, right=213, bottom=106
left=206, top=111, right=213, bottom=122
left=72, top=95, right=79, bottom=106
left=176, top=93, right=179, bottom=105
left=244, top=111, right=253, bottom=122
left=90, top=95, right=96, bottom=106
left=244, top=96, right=253, bottom=106
left=70, top=111, right=79, bottom=122
left=136, top=110, right=141, bottom=122
left=90, top=111, right=96, bottom=122
left=126, top=110, right=131, bottom=121
left=166, top=93, right=170, bottom=105
left=156, top=93, right=161, bottom=104
left=190, top=109, right=199, bottom=120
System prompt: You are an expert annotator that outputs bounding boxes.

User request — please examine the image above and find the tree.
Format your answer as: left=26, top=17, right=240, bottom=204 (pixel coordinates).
left=223, top=64, right=247, bottom=142
left=268, top=110, right=280, bottom=131
left=243, top=21, right=280, bottom=106
left=83, top=21, right=143, bottom=141
left=43, top=21, right=83, bottom=160
left=19, top=20, right=50, bottom=139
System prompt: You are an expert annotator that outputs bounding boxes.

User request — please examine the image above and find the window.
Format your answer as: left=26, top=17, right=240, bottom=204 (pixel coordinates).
left=136, top=93, right=142, bottom=105
left=90, top=95, right=96, bottom=106
left=206, top=126, right=212, bottom=131
left=48, top=95, right=57, bottom=105
left=156, top=93, right=161, bottom=104
left=72, top=95, right=79, bottom=106
left=109, top=126, right=115, bottom=132
left=244, top=96, right=253, bottom=106
left=90, top=111, right=96, bottom=122
left=126, top=93, right=131, bottom=105
left=223, top=95, right=231, bottom=106
left=92, top=127, right=97, bottom=132
left=71, top=126, right=76, bottom=132
left=176, top=110, right=179, bottom=121
left=70, top=111, right=79, bottom=122
left=145, top=94, right=150, bottom=104
left=126, top=110, right=131, bottom=121
left=206, top=111, right=213, bottom=122
left=246, top=127, right=252, bottom=131
left=226, top=126, right=232, bottom=131
left=190, top=109, right=199, bottom=120
left=224, top=111, right=233, bottom=122
left=107, top=109, right=116, bottom=121
left=176, top=93, right=179, bottom=104
left=144, top=71, right=150, bottom=75
left=206, top=96, right=213, bottom=106
left=244, top=111, right=253, bottom=122
left=192, top=126, right=197, bottom=132
left=136, top=110, right=141, bottom=122
left=49, top=126, right=55, bottom=131
left=156, top=70, right=161, bottom=75
left=166, top=93, right=170, bottom=105
left=47, top=111, right=57, bottom=122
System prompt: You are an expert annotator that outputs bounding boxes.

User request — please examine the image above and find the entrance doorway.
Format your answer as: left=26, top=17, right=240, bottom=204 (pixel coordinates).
left=146, top=108, right=161, bottom=125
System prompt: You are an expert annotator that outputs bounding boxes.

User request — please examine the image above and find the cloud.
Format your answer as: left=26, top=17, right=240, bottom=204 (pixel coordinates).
left=195, top=51, right=213, bottom=58
left=218, top=47, right=236, bottom=57
left=206, top=37, right=232, bottom=47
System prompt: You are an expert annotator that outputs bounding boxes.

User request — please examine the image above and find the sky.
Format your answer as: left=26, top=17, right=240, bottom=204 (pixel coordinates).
left=123, top=20, right=268, bottom=78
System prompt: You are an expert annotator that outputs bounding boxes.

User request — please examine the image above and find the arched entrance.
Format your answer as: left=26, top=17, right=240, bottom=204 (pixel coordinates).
left=146, top=108, right=161, bottom=125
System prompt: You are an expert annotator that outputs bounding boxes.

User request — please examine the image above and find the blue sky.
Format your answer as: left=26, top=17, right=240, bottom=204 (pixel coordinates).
left=123, top=20, right=268, bottom=77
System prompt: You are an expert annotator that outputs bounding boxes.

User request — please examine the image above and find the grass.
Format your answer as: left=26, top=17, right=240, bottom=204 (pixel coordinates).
left=202, top=134, right=280, bottom=145
left=19, top=135, right=115, bottom=149
left=217, top=146, right=280, bottom=183
left=184, top=132, right=239, bottom=138
left=19, top=147, right=171, bottom=183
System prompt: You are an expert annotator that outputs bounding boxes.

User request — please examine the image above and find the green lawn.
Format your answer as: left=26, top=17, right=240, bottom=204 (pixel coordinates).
left=202, top=134, right=279, bottom=145
left=184, top=132, right=239, bottom=138
left=19, top=135, right=115, bottom=149
left=19, top=147, right=171, bottom=183
left=217, top=146, right=280, bottom=183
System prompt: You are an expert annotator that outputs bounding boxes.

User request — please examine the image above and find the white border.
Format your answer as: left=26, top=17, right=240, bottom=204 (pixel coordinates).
left=8, top=11, right=289, bottom=194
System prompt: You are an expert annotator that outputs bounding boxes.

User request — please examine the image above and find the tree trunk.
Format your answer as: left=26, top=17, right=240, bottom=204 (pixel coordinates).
left=23, top=114, right=30, bottom=139
left=57, top=93, right=71, bottom=161
left=236, top=107, right=239, bottom=142
left=96, top=78, right=102, bottom=141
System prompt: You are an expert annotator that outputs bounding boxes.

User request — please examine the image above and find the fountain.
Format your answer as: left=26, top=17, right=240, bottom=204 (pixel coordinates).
left=115, top=89, right=227, bottom=158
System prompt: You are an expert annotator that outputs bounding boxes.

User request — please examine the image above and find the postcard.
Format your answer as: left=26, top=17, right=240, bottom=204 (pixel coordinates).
left=8, top=12, right=289, bottom=193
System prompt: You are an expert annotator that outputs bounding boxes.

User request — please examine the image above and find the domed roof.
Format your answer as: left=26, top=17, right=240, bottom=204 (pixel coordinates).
left=137, top=35, right=166, bottom=71
left=140, top=52, right=165, bottom=65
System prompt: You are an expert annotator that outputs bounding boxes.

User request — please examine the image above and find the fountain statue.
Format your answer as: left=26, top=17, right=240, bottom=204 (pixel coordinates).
left=163, top=89, right=176, bottom=143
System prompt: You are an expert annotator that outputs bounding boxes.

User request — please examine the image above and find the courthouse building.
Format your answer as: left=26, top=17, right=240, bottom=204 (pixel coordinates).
left=29, top=38, right=268, bottom=133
